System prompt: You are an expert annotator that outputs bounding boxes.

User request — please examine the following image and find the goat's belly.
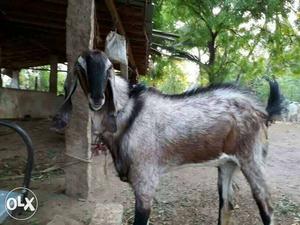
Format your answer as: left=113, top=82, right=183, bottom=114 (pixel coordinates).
left=194, top=153, right=239, bottom=167
left=164, top=153, right=240, bottom=173
left=165, top=136, right=234, bottom=162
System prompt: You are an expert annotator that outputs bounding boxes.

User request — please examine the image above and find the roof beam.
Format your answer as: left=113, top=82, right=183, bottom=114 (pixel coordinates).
left=5, top=17, right=65, bottom=30
left=104, top=0, right=139, bottom=76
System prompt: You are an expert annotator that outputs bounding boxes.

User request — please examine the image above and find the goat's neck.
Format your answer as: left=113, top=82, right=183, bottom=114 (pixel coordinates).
left=112, top=75, right=130, bottom=113
left=103, top=75, right=132, bottom=141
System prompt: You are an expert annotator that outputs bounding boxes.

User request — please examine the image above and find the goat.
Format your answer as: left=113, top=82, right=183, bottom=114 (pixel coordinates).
left=53, top=50, right=282, bottom=225
left=264, top=76, right=284, bottom=123
left=285, top=102, right=299, bottom=122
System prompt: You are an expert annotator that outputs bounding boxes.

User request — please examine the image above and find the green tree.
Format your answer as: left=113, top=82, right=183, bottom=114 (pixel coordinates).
left=57, top=71, right=67, bottom=95
left=152, top=0, right=295, bottom=84
left=140, top=57, right=188, bottom=94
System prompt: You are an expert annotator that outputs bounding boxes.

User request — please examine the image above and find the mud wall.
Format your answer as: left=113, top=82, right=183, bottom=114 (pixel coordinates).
left=0, top=88, right=63, bottom=119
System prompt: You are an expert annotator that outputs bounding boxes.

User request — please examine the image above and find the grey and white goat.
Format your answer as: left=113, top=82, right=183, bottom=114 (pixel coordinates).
left=53, top=50, right=282, bottom=225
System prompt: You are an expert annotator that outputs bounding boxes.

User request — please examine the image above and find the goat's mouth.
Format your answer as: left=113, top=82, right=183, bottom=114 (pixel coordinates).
left=88, top=95, right=105, bottom=111
left=89, top=103, right=103, bottom=111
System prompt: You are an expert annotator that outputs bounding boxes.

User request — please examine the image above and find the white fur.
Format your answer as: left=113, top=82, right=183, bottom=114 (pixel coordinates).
left=168, top=153, right=240, bottom=173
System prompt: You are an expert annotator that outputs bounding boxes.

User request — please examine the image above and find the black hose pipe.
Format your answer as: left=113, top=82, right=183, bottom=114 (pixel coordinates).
left=0, top=120, right=34, bottom=199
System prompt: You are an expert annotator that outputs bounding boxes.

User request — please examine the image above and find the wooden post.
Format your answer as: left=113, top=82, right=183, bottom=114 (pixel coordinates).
left=49, top=55, right=58, bottom=94
left=65, top=0, right=95, bottom=199
left=34, top=77, right=38, bottom=91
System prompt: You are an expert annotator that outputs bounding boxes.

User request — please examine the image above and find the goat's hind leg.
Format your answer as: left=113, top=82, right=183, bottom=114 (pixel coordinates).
left=241, top=160, right=273, bottom=225
left=218, top=161, right=238, bottom=225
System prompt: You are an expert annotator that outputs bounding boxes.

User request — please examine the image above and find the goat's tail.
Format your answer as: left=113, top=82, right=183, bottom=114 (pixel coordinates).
left=264, top=76, right=283, bottom=121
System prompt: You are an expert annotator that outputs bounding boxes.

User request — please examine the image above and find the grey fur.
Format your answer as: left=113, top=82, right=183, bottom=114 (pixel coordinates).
left=64, top=51, right=276, bottom=225
left=90, top=74, right=274, bottom=225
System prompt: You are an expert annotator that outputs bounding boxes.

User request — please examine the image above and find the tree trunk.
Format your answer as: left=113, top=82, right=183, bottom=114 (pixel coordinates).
left=207, top=32, right=218, bottom=84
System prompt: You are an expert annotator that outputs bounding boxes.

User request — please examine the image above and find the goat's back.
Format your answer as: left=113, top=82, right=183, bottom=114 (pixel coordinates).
left=122, top=86, right=268, bottom=169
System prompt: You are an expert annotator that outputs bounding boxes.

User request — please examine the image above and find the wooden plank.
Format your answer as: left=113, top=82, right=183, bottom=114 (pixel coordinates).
left=2, top=22, right=64, bottom=35
left=0, top=1, right=66, bottom=15
left=42, top=0, right=67, bottom=5
left=2, top=40, right=65, bottom=56
left=0, top=0, right=149, bottom=74
left=98, top=10, right=144, bottom=21
left=2, top=60, right=62, bottom=69
left=5, top=10, right=66, bottom=24
left=5, top=17, right=65, bottom=30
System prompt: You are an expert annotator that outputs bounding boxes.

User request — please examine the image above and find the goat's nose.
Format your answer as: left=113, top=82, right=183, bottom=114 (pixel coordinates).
left=93, top=97, right=102, bottom=106
left=89, top=102, right=102, bottom=111
left=89, top=95, right=105, bottom=111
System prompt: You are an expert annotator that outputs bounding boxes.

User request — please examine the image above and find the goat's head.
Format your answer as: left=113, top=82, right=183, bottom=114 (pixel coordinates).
left=52, top=50, right=117, bottom=133
left=75, top=50, right=115, bottom=111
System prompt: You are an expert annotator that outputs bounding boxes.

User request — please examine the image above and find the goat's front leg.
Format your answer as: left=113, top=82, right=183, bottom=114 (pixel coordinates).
left=131, top=168, right=159, bottom=225
left=133, top=193, right=152, bottom=225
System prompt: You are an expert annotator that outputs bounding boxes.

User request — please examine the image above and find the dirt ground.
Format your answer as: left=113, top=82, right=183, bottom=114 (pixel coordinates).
left=0, top=120, right=299, bottom=225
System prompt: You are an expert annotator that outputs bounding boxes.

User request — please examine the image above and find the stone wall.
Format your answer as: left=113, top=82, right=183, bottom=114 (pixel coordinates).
left=0, top=87, right=63, bottom=119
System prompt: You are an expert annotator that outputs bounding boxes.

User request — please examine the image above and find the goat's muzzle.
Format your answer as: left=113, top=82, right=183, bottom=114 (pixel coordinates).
left=88, top=94, right=105, bottom=111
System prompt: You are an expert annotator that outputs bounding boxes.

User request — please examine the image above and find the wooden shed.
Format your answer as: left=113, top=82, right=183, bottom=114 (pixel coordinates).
left=0, top=0, right=153, bottom=82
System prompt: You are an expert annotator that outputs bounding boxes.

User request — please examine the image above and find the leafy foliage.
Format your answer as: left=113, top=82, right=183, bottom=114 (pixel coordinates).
left=148, top=0, right=299, bottom=101
left=140, top=57, right=189, bottom=94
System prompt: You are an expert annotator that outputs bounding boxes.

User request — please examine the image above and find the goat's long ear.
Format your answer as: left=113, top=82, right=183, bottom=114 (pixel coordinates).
left=51, top=75, right=78, bottom=133
left=103, top=71, right=117, bottom=133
